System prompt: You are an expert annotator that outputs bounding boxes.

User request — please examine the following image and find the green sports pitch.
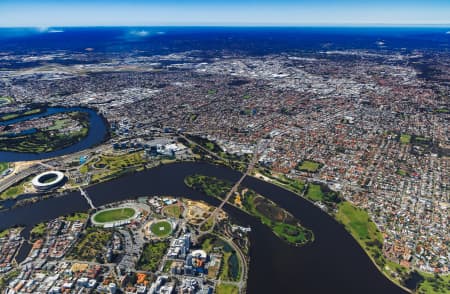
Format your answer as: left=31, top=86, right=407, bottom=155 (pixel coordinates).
left=150, top=220, right=172, bottom=237
left=93, top=207, right=136, bottom=223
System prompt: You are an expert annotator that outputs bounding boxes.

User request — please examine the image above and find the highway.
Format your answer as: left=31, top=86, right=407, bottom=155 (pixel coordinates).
left=0, top=164, right=43, bottom=194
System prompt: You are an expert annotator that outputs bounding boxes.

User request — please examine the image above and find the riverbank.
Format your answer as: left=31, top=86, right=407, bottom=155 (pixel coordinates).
left=0, top=153, right=443, bottom=293
left=0, top=107, right=108, bottom=162
left=0, top=110, right=90, bottom=153
left=252, top=167, right=446, bottom=294
left=0, top=161, right=409, bottom=293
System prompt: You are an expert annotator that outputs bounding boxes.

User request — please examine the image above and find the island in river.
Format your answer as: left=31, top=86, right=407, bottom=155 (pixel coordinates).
left=0, top=162, right=415, bottom=294
left=185, top=174, right=313, bottom=246
left=0, top=106, right=445, bottom=293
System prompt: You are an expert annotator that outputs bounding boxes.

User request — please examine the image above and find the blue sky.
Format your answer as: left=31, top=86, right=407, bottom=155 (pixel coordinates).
left=0, top=0, right=449, bottom=27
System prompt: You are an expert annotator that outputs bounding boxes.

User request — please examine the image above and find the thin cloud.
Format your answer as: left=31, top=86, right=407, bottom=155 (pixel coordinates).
left=130, top=30, right=150, bottom=37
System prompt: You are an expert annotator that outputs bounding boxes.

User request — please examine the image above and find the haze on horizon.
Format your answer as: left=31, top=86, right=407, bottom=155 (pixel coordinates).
left=0, top=0, right=449, bottom=27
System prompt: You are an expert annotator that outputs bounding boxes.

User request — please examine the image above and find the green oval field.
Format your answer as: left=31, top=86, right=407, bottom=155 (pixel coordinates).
left=150, top=220, right=172, bottom=237
left=93, top=207, right=136, bottom=223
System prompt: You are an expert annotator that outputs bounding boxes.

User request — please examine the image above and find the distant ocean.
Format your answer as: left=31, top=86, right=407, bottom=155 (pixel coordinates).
left=0, top=27, right=449, bottom=55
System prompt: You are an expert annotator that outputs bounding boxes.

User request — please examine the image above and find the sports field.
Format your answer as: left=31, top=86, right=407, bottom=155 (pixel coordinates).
left=93, top=207, right=136, bottom=223
left=296, top=160, right=321, bottom=172
left=150, top=220, right=172, bottom=237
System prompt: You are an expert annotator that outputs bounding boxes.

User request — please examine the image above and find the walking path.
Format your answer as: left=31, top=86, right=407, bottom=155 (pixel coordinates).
left=79, top=187, right=96, bottom=209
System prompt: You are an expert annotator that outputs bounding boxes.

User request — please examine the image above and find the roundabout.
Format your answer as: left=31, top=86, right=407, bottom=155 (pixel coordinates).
left=31, top=171, right=65, bottom=191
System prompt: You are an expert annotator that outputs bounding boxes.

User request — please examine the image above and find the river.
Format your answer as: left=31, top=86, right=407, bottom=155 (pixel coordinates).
left=0, top=162, right=407, bottom=294
left=0, top=107, right=108, bottom=162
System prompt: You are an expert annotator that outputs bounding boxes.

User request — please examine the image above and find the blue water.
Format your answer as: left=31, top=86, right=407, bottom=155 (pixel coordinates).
left=0, top=27, right=449, bottom=57
left=0, top=107, right=108, bottom=162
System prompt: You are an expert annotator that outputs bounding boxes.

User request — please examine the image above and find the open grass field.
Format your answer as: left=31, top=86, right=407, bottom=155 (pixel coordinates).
left=81, top=151, right=147, bottom=183
left=0, top=162, right=9, bottom=174
left=0, top=175, right=33, bottom=200
left=296, top=160, right=321, bottom=172
left=93, top=151, right=146, bottom=170
left=336, top=202, right=385, bottom=270
left=336, top=202, right=382, bottom=242
left=46, top=119, right=72, bottom=131
left=150, top=220, right=172, bottom=237
left=282, top=176, right=305, bottom=193
left=184, top=174, right=229, bottom=199
left=93, top=207, right=135, bottom=223
left=396, top=169, right=408, bottom=176
left=336, top=202, right=448, bottom=293
left=162, top=205, right=182, bottom=218
left=400, top=134, right=411, bottom=144
left=0, top=113, right=20, bottom=121
left=305, top=183, right=324, bottom=201
left=305, top=183, right=341, bottom=207
left=216, top=283, right=239, bottom=294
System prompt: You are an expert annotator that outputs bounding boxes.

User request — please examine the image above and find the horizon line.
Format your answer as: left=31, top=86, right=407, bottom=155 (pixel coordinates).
left=1, top=23, right=450, bottom=29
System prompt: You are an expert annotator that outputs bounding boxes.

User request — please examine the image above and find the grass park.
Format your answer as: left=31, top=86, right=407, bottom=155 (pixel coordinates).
left=400, top=134, right=412, bottom=144
left=305, top=183, right=324, bottom=201
left=305, top=183, right=341, bottom=206
left=335, top=202, right=388, bottom=276
left=336, top=201, right=450, bottom=293
left=396, top=169, right=408, bottom=176
left=257, top=169, right=306, bottom=194
left=92, top=207, right=136, bottom=223
left=296, top=160, right=321, bottom=172
left=0, top=175, right=33, bottom=200
left=200, top=235, right=241, bottom=282
left=30, top=222, right=47, bottom=240
left=162, top=205, right=182, bottom=218
left=137, top=241, right=169, bottom=272
left=150, top=220, right=172, bottom=237
left=416, top=272, right=450, bottom=294
left=64, top=212, right=89, bottom=222
left=68, top=227, right=112, bottom=262
left=0, top=162, right=9, bottom=174
left=80, top=151, right=147, bottom=183
left=216, top=283, right=239, bottom=294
